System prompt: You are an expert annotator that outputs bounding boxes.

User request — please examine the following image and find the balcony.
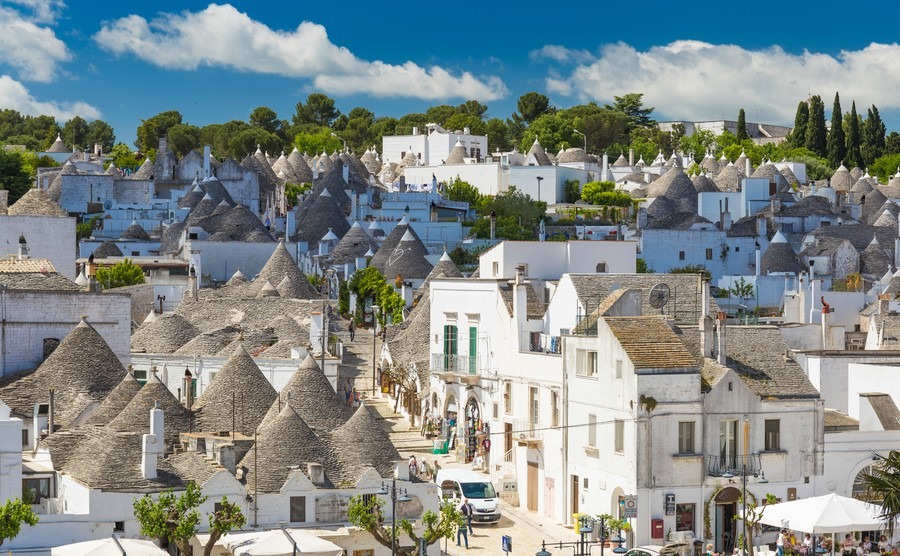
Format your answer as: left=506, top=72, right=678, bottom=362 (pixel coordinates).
left=706, top=453, right=761, bottom=477
left=512, top=418, right=542, bottom=445
left=432, top=353, right=479, bottom=376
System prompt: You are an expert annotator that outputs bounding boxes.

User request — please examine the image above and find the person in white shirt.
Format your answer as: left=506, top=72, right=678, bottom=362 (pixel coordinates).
left=777, top=530, right=787, bottom=556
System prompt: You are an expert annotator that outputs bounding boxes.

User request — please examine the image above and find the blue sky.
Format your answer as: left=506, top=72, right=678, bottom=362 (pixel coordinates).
left=4, top=0, right=900, bottom=147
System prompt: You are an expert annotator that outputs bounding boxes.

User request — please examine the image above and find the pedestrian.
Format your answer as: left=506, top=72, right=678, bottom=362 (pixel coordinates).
left=777, top=530, right=787, bottom=556
left=457, top=499, right=471, bottom=548
left=463, top=497, right=474, bottom=534
left=432, top=460, right=441, bottom=482
left=408, top=455, right=417, bottom=477
left=348, top=319, right=355, bottom=341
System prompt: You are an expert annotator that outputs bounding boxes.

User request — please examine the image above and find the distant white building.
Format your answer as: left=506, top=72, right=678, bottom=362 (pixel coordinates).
left=382, top=123, right=488, bottom=167
left=658, top=120, right=792, bottom=145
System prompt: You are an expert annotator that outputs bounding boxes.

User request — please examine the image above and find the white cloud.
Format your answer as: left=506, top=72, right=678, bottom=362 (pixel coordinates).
left=530, top=45, right=594, bottom=64
left=0, top=2, right=70, bottom=82
left=5, top=0, right=65, bottom=23
left=93, top=4, right=508, bottom=102
left=545, top=40, right=900, bottom=123
left=0, top=75, right=100, bottom=120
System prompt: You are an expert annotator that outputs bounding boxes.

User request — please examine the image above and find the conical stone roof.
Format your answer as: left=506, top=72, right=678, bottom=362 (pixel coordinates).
left=370, top=216, right=413, bottom=270
left=8, top=188, right=66, bottom=216
left=0, top=318, right=126, bottom=429
left=612, top=153, right=629, bottom=167
left=861, top=237, right=892, bottom=278
left=328, top=221, right=376, bottom=266
left=225, top=269, right=248, bottom=287
left=831, top=164, right=852, bottom=192
left=47, top=133, right=68, bottom=153
left=713, top=164, right=745, bottom=192
left=132, top=158, right=154, bottom=180
left=445, top=141, right=468, bottom=164
left=780, top=166, right=800, bottom=188
left=380, top=229, right=434, bottom=281
left=252, top=242, right=320, bottom=299
left=527, top=138, right=552, bottom=166
left=761, top=232, right=805, bottom=275
left=121, top=221, right=152, bottom=241
left=256, top=280, right=280, bottom=298
left=863, top=188, right=889, bottom=223
left=94, top=240, right=124, bottom=258
left=86, top=370, right=142, bottom=426
left=192, top=344, right=277, bottom=435
left=691, top=173, right=719, bottom=193
left=331, top=404, right=400, bottom=482
left=108, top=371, right=190, bottom=448
left=291, top=192, right=350, bottom=246
left=261, top=354, right=351, bottom=431
left=131, top=314, right=200, bottom=354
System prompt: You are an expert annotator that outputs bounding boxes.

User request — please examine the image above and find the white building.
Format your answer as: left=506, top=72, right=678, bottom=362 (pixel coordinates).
left=382, top=123, right=487, bottom=166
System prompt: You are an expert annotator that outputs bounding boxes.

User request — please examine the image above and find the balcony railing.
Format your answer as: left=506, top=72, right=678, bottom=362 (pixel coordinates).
left=706, top=453, right=761, bottom=477
left=431, top=353, right=478, bottom=376
left=512, top=418, right=542, bottom=443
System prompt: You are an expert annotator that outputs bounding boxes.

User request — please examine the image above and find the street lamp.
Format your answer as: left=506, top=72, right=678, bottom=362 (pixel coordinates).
left=377, top=478, right=411, bottom=556
left=371, top=304, right=380, bottom=396
left=573, top=129, right=587, bottom=153
left=536, top=176, right=544, bottom=203
left=321, top=269, right=334, bottom=373
left=722, top=464, right=768, bottom=555
left=331, top=132, right=347, bottom=153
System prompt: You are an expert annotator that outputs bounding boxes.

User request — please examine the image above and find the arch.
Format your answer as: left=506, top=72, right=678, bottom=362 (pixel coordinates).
left=715, top=486, right=741, bottom=503
left=610, top=486, right=626, bottom=518
left=852, top=464, right=882, bottom=502
left=596, top=262, right=608, bottom=273
left=444, top=393, right=458, bottom=415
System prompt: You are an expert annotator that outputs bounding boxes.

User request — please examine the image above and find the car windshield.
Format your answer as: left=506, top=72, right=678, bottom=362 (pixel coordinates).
left=460, top=482, right=496, bottom=499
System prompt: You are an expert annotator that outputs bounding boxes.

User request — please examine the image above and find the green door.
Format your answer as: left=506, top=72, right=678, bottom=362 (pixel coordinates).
left=468, top=326, right=477, bottom=375
left=443, top=325, right=457, bottom=371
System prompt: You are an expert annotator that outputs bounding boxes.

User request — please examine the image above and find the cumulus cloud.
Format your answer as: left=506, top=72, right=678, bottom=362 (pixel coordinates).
left=6, top=0, right=66, bottom=23
left=0, top=75, right=101, bottom=120
left=530, top=45, right=594, bottom=64
left=94, top=4, right=508, bottom=102
left=545, top=40, right=900, bottom=123
left=0, top=2, right=70, bottom=82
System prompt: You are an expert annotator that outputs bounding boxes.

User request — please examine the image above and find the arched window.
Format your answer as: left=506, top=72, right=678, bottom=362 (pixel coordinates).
left=852, top=465, right=881, bottom=502
left=596, top=262, right=608, bottom=273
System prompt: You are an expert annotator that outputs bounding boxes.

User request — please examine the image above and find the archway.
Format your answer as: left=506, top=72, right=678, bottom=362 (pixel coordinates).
left=463, top=396, right=486, bottom=463
left=852, top=465, right=881, bottom=502
left=714, top=486, right=741, bottom=552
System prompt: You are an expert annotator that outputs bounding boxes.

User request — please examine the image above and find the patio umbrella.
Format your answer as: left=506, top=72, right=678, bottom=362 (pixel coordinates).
left=753, top=494, right=885, bottom=534
left=52, top=536, right=168, bottom=556
left=224, top=528, right=343, bottom=556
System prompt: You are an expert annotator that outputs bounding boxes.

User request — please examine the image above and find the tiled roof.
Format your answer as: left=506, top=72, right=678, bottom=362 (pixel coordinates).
left=823, top=408, right=859, bottom=431
left=860, top=393, right=900, bottom=430
left=498, top=280, right=546, bottom=320
left=603, top=316, right=697, bottom=370
left=131, top=314, right=200, bottom=354
left=85, top=370, right=141, bottom=425
left=261, top=354, right=352, bottom=432
left=568, top=273, right=707, bottom=325
left=107, top=372, right=191, bottom=448
left=251, top=241, right=320, bottom=299
left=330, top=405, right=400, bottom=484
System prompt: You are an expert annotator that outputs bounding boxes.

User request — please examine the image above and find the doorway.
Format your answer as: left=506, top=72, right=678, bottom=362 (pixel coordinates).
left=504, top=423, right=513, bottom=461
left=527, top=462, right=539, bottom=511
left=571, top=474, right=579, bottom=516
left=714, top=487, right=740, bottom=552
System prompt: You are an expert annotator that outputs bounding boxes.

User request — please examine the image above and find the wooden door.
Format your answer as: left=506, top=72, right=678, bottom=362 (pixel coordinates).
left=572, top=474, right=579, bottom=515
left=527, top=461, right=539, bottom=512
left=504, top=423, right=513, bottom=461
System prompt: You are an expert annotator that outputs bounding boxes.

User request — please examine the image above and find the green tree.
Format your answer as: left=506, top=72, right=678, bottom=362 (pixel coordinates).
left=519, top=111, right=575, bottom=153
left=133, top=482, right=245, bottom=556
left=456, top=100, right=489, bottom=119
left=293, top=128, right=342, bottom=157
left=341, top=107, right=378, bottom=153
left=862, top=105, right=886, bottom=167
left=249, top=106, right=280, bottom=134
left=861, top=450, right=900, bottom=536
left=166, top=124, right=202, bottom=158
left=0, top=498, right=39, bottom=547
left=886, top=132, right=900, bottom=156
left=869, top=153, right=900, bottom=183
left=789, top=101, right=809, bottom=149
left=805, top=95, right=827, bottom=157
left=845, top=102, right=863, bottom=169
left=86, top=119, right=116, bottom=153
left=136, top=110, right=183, bottom=153
left=581, top=181, right=615, bottom=204
left=444, top=113, right=485, bottom=136
left=515, top=92, right=552, bottom=125
left=61, top=116, right=90, bottom=151
left=23, top=114, right=59, bottom=149
left=293, top=93, right=340, bottom=128
left=347, top=267, right=404, bottom=323
left=826, top=93, right=846, bottom=167
left=606, top=93, right=655, bottom=130
left=110, top=143, right=142, bottom=171
left=424, top=105, right=457, bottom=125
left=229, top=127, right=281, bottom=159
left=485, top=118, right=511, bottom=152
left=736, top=109, right=748, bottom=141
left=0, top=150, right=33, bottom=204
left=444, top=177, right=483, bottom=206
left=348, top=495, right=462, bottom=556
left=636, top=259, right=654, bottom=273
left=96, top=259, right=145, bottom=289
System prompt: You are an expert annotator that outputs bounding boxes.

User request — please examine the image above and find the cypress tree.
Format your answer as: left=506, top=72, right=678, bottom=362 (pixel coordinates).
left=736, top=109, right=748, bottom=141
left=791, top=101, right=809, bottom=149
left=846, top=101, right=862, bottom=169
left=805, top=95, right=827, bottom=158
left=826, top=93, right=846, bottom=167
left=862, top=105, right=886, bottom=167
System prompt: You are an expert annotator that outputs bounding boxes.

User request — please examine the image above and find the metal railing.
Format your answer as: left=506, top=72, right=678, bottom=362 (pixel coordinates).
left=706, top=453, right=761, bottom=477
left=431, top=353, right=478, bottom=375
left=512, top=418, right=542, bottom=442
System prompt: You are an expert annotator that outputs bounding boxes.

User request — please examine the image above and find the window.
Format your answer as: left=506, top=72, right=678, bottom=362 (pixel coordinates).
left=504, top=382, right=512, bottom=414
left=678, top=422, right=695, bottom=454
left=583, top=477, right=589, bottom=489
left=588, top=414, right=597, bottom=447
left=596, top=262, right=608, bottom=273
left=765, top=419, right=781, bottom=451
left=22, top=477, right=50, bottom=503
left=21, top=429, right=28, bottom=446
left=114, top=521, right=125, bottom=533
left=529, top=387, right=539, bottom=432
left=442, top=324, right=458, bottom=371
left=576, top=350, right=598, bottom=377
left=133, top=368, right=148, bottom=385
left=492, top=262, right=499, bottom=277
left=289, top=496, right=306, bottom=522
left=551, top=390, right=560, bottom=428
left=679, top=251, right=686, bottom=261
left=614, top=420, right=624, bottom=453
left=615, top=359, right=623, bottom=379
left=676, top=503, right=696, bottom=532
left=468, top=326, right=478, bottom=374
left=735, top=246, right=740, bottom=252
left=493, top=403, right=499, bottom=419
left=705, top=248, right=713, bottom=260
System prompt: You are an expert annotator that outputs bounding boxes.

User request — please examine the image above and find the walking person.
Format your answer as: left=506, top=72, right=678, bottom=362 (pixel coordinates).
left=777, top=530, right=787, bottom=556
left=457, top=498, right=471, bottom=549
left=348, top=319, right=355, bottom=341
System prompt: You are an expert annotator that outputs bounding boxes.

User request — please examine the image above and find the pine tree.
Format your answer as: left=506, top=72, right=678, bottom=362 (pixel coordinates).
left=862, top=105, right=886, bottom=167
left=736, top=109, right=748, bottom=141
left=805, top=95, right=827, bottom=158
left=845, top=101, right=863, bottom=169
left=826, top=93, right=846, bottom=168
left=790, top=101, right=809, bottom=149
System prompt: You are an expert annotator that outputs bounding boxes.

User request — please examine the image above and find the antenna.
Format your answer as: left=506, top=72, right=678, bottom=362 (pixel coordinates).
left=648, top=283, right=671, bottom=314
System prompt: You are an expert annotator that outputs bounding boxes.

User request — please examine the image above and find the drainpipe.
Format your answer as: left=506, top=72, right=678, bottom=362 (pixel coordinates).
left=561, top=336, right=569, bottom=525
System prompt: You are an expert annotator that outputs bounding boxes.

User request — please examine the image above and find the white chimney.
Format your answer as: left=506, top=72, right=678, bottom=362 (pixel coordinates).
left=342, top=163, right=349, bottom=184
left=602, top=153, right=609, bottom=181
left=141, top=406, right=164, bottom=480
left=716, top=313, right=727, bottom=365
left=307, top=463, right=325, bottom=486
left=203, top=146, right=211, bottom=178
left=745, top=157, right=751, bottom=176
left=629, top=148, right=634, bottom=166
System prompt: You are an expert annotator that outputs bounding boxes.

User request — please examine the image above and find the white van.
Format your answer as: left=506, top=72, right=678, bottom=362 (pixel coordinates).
left=435, top=469, right=501, bottom=524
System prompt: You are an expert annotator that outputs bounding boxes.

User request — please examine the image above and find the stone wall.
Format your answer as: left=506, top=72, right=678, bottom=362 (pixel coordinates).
left=58, top=175, right=115, bottom=213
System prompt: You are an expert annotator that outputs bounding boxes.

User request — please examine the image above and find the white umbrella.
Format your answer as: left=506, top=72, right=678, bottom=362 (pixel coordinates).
left=224, top=528, right=343, bottom=556
left=754, top=493, right=885, bottom=534
left=52, top=536, right=168, bottom=556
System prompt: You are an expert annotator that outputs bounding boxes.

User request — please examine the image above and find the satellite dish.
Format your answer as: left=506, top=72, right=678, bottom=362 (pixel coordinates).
left=649, top=283, right=671, bottom=311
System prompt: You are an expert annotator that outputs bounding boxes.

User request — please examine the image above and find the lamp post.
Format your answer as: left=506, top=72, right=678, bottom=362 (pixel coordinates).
left=536, top=176, right=544, bottom=203
left=371, top=304, right=380, bottom=396
left=573, top=129, right=587, bottom=153
left=331, top=132, right=347, bottom=153
left=321, top=269, right=334, bottom=373
left=377, top=478, right=411, bottom=556
left=722, top=462, right=768, bottom=555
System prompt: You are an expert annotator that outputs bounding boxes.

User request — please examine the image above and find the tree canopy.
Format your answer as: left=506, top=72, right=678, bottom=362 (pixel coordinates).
left=348, top=494, right=462, bottom=556
left=0, top=498, right=38, bottom=547
left=96, top=259, right=146, bottom=289
left=0, top=150, right=34, bottom=204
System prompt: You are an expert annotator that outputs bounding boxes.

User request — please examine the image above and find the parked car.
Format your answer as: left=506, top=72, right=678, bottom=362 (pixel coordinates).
left=435, top=468, right=501, bottom=524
